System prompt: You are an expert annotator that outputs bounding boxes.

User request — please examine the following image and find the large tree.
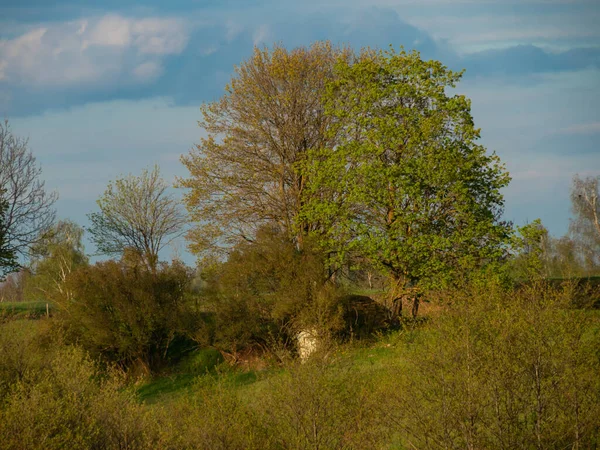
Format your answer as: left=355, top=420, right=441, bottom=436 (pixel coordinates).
left=179, top=42, right=352, bottom=256
left=0, top=120, right=57, bottom=262
left=569, top=174, right=600, bottom=271
left=301, top=48, right=511, bottom=314
left=88, top=166, right=186, bottom=270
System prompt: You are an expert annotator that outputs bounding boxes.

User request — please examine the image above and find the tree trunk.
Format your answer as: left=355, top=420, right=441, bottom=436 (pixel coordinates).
left=411, top=293, right=420, bottom=318
left=391, top=296, right=403, bottom=321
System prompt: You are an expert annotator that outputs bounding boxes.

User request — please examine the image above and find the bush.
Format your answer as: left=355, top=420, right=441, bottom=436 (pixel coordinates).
left=61, top=257, right=200, bottom=374
left=256, top=359, right=385, bottom=449
left=201, top=226, right=347, bottom=355
left=0, top=347, right=157, bottom=450
left=0, top=319, right=55, bottom=397
left=380, top=280, right=600, bottom=449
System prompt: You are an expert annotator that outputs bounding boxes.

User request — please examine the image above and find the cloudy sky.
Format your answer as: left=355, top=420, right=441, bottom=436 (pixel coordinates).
left=1, top=0, right=599, bottom=262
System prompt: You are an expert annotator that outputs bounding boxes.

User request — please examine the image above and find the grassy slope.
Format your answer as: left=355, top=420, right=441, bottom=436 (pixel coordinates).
left=136, top=331, right=404, bottom=405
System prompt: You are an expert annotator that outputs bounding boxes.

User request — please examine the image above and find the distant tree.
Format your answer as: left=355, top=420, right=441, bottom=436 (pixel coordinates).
left=0, top=120, right=57, bottom=262
left=0, top=193, right=19, bottom=278
left=88, top=166, right=186, bottom=271
left=545, top=235, right=584, bottom=278
left=179, top=42, right=353, bottom=256
left=0, top=270, right=29, bottom=302
left=569, top=174, right=600, bottom=272
left=301, top=48, right=511, bottom=315
left=509, top=219, right=550, bottom=280
left=26, top=220, right=88, bottom=304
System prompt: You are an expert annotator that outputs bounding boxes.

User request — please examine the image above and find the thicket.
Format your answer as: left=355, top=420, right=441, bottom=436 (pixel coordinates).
left=198, top=226, right=350, bottom=357
left=0, top=281, right=598, bottom=449
left=58, top=253, right=201, bottom=374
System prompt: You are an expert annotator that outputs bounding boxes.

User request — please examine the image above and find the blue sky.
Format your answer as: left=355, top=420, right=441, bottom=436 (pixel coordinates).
left=1, top=0, right=599, bottom=263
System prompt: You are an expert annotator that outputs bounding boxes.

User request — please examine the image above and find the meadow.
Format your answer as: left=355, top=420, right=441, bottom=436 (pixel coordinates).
left=1, top=279, right=599, bottom=450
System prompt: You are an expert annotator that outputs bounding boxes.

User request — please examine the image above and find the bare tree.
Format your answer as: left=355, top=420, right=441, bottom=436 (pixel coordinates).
left=88, top=165, right=187, bottom=270
left=0, top=120, right=57, bottom=262
left=569, top=174, right=600, bottom=271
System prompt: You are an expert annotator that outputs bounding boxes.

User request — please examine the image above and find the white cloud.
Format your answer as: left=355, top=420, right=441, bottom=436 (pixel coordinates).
left=225, top=20, right=244, bottom=42
left=133, top=61, right=163, bottom=81
left=88, top=15, right=131, bottom=47
left=0, top=14, right=189, bottom=88
left=132, top=18, right=188, bottom=54
left=252, top=24, right=271, bottom=46
left=558, top=122, right=600, bottom=135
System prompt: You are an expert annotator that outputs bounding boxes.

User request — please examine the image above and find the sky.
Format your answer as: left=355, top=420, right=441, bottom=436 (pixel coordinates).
left=1, top=0, right=599, bottom=264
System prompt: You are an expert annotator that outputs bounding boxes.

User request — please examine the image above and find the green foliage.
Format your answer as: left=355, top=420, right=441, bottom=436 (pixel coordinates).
left=300, top=47, right=511, bottom=291
left=509, top=219, right=549, bottom=280
left=25, top=220, right=88, bottom=305
left=1, top=283, right=598, bottom=449
left=0, top=319, right=55, bottom=397
left=61, top=256, right=199, bottom=373
left=381, top=281, right=600, bottom=449
left=0, top=301, right=52, bottom=320
left=255, top=360, right=385, bottom=448
left=200, top=226, right=345, bottom=353
left=0, top=346, right=156, bottom=450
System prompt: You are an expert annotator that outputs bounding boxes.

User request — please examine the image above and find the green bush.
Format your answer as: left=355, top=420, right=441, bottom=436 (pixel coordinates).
left=380, top=280, right=600, bottom=449
left=61, top=257, right=201, bottom=374
left=0, top=347, right=157, bottom=450
left=255, top=359, right=385, bottom=449
left=0, top=319, right=55, bottom=396
left=201, top=226, right=347, bottom=355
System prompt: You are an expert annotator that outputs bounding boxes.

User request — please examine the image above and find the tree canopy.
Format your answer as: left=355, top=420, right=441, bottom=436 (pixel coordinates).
left=300, top=48, right=511, bottom=290
left=179, top=42, right=353, bottom=256
left=26, top=220, right=88, bottom=304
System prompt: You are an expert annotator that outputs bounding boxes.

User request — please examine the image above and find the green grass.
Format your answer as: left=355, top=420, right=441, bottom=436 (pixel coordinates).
left=136, top=330, right=407, bottom=404
left=0, top=301, right=53, bottom=319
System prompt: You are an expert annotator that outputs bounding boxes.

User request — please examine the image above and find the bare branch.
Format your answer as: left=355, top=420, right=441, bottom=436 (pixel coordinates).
left=0, top=120, right=57, bottom=263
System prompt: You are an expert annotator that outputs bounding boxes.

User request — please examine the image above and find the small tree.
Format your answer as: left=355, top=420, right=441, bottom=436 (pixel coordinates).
left=0, top=120, right=57, bottom=262
left=88, top=166, right=186, bottom=271
left=509, top=219, right=550, bottom=280
left=26, top=220, right=88, bottom=305
left=63, top=257, right=194, bottom=373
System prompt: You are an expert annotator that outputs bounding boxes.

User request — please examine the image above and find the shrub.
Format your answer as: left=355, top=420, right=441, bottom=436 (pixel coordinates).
left=255, top=359, right=385, bottom=449
left=201, top=226, right=347, bottom=355
left=380, top=280, right=600, bottom=449
left=61, top=256, right=199, bottom=373
left=0, top=346, right=157, bottom=450
left=0, top=319, right=55, bottom=397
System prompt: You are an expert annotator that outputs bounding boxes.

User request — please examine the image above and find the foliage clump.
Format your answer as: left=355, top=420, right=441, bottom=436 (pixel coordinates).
left=61, top=252, right=199, bottom=374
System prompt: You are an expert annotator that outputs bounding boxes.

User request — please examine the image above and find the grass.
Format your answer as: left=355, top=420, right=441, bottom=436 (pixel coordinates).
left=0, top=301, right=53, bottom=319
left=136, top=329, right=408, bottom=405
